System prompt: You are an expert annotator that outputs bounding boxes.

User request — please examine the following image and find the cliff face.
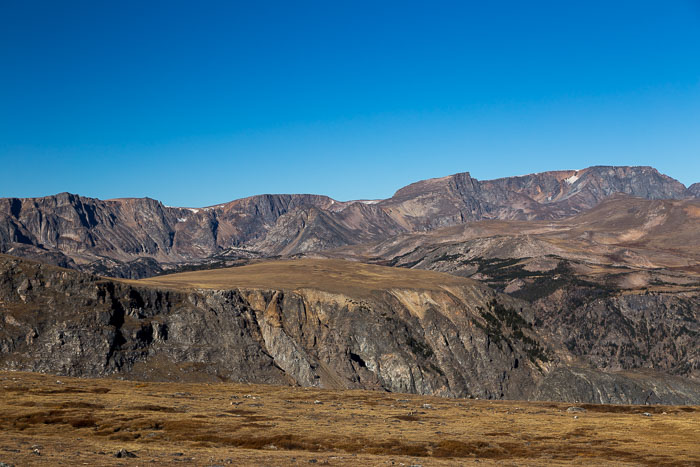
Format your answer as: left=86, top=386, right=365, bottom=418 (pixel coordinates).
left=535, top=288, right=699, bottom=376
left=0, top=166, right=694, bottom=278
left=388, top=238, right=700, bottom=380
left=0, top=255, right=545, bottom=399
left=0, top=193, right=338, bottom=276
left=533, top=367, right=700, bottom=405
left=349, top=196, right=700, bottom=390
left=387, top=238, right=700, bottom=385
left=2, top=255, right=699, bottom=404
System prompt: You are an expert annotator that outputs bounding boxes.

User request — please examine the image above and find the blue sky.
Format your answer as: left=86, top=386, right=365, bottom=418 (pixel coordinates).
left=1, top=1, right=699, bottom=206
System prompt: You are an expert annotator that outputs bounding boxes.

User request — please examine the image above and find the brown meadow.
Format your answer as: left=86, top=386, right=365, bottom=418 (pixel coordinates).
left=1, top=371, right=698, bottom=466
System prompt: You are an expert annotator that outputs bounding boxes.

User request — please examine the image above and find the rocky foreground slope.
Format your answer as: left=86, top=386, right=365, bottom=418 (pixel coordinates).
left=1, top=254, right=698, bottom=404
left=1, top=166, right=696, bottom=278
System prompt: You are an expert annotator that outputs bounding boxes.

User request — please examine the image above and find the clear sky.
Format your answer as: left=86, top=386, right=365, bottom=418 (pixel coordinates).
left=1, top=1, right=699, bottom=207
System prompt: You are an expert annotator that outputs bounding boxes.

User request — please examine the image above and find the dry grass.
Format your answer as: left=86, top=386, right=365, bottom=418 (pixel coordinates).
left=127, top=258, right=477, bottom=294
left=0, top=371, right=698, bottom=466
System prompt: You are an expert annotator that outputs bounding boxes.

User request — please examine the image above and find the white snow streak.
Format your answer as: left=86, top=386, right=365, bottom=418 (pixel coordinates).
left=565, top=174, right=580, bottom=185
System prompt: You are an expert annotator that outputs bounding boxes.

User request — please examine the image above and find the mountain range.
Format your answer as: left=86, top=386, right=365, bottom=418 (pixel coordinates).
left=1, top=165, right=696, bottom=278
left=0, top=165, right=698, bottom=405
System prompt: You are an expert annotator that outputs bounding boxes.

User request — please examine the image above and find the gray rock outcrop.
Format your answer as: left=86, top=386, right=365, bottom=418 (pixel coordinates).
left=2, top=255, right=699, bottom=404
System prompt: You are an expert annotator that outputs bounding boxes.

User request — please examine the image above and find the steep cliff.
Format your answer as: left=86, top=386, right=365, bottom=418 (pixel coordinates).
left=2, top=255, right=698, bottom=404
left=0, top=255, right=546, bottom=399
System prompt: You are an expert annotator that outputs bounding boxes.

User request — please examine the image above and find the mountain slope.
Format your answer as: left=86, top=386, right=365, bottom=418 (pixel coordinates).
left=251, top=203, right=407, bottom=256
left=379, top=166, right=690, bottom=230
left=359, top=195, right=700, bottom=273
left=0, top=166, right=694, bottom=278
left=329, top=196, right=700, bottom=381
left=0, top=193, right=336, bottom=276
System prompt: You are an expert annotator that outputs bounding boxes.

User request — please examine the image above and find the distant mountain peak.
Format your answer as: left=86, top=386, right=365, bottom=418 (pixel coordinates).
left=0, top=165, right=694, bottom=277
left=688, top=183, right=700, bottom=197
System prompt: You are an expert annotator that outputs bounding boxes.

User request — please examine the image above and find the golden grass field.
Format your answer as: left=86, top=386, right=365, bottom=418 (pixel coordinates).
left=130, top=258, right=477, bottom=295
left=1, top=371, right=698, bottom=466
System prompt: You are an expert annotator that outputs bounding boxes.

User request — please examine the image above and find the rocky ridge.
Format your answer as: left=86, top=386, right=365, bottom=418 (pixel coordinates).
left=0, top=166, right=695, bottom=278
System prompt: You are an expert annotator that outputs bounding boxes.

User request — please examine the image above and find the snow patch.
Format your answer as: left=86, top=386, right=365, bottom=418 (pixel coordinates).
left=177, top=218, right=187, bottom=222
left=202, top=203, right=226, bottom=211
left=358, top=200, right=381, bottom=205
left=564, top=173, right=580, bottom=185
left=186, top=208, right=200, bottom=213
